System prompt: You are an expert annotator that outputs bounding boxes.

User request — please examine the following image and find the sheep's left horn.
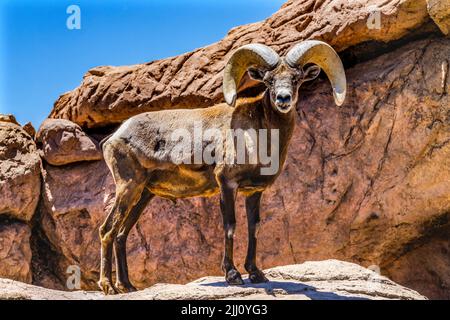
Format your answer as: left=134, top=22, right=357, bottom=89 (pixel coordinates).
left=286, top=40, right=346, bottom=106
left=223, top=44, right=280, bottom=107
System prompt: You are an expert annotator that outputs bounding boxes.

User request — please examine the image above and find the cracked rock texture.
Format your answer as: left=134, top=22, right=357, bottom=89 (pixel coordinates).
left=0, top=0, right=449, bottom=300
left=0, top=119, right=40, bottom=283
left=0, top=260, right=426, bottom=300
left=0, top=121, right=41, bottom=222
left=50, top=0, right=432, bottom=128
left=38, top=37, right=450, bottom=299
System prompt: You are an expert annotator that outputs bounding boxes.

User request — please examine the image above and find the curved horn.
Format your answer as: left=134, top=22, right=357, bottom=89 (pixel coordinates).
left=223, top=44, right=280, bottom=107
left=286, top=40, right=346, bottom=106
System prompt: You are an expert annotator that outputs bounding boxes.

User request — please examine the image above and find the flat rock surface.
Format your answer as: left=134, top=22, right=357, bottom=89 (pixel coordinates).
left=0, top=260, right=426, bottom=300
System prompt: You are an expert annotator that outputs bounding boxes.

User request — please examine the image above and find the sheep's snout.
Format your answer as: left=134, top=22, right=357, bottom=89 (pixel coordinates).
left=274, top=87, right=293, bottom=113
left=275, top=90, right=292, bottom=107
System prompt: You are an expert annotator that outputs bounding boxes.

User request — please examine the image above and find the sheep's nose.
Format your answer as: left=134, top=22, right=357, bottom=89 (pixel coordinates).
left=276, top=92, right=291, bottom=104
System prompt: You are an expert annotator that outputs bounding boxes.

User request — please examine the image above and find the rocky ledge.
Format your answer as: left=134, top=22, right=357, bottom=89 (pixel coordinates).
left=0, top=260, right=426, bottom=300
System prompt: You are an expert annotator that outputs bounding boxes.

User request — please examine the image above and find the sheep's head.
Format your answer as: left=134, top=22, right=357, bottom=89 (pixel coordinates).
left=248, top=61, right=321, bottom=113
left=223, top=40, right=347, bottom=114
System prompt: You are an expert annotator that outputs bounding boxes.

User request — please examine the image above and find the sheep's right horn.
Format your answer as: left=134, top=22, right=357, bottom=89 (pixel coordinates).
left=223, top=44, right=280, bottom=107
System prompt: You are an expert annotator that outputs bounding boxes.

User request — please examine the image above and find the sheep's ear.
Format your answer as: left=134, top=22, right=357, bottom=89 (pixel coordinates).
left=303, top=65, right=321, bottom=82
left=248, top=67, right=266, bottom=82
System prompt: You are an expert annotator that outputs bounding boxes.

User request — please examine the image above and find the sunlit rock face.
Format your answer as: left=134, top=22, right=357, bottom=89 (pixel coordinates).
left=39, top=37, right=450, bottom=299
left=0, top=0, right=449, bottom=299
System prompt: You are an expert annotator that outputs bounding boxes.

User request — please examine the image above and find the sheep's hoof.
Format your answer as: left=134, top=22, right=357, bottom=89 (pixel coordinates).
left=98, top=279, right=118, bottom=295
left=226, top=269, right=244, bottom=285
left=249, top=270, right=269, bottom=283
left=115, top=281, right=137, bottom=293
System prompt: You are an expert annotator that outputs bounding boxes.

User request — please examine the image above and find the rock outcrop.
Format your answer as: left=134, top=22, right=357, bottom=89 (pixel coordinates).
left=0, top=120, right=41, bottom=222
left=49, top=0, right=433, bottom=128
left=38, top=36, right=450, bottom=299
left=0, top=260, right=427, bottom=300
left=36, top=119, right=102, bottom=166
left=0, top=114, right=20, bottom=125
left=427, top=0, right=450, bottom=35
left=0, top=220, right=32, bottom=283
left=0, top=0, right=448, bottom=300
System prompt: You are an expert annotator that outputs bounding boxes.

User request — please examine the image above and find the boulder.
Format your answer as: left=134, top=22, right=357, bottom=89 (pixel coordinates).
left=427, top=0, right=450, bottom=35
left=0, top=120, right=38, bottom=285
left=0, top=114, right=19, bottom=125
left=0, top=220, right=32, bottom=283
left=0, top=121, right=41, bottom=222
left=0, top=260, right=426, bottom=300
left=49, top=0, right=433, bottom=128
left=39, top=38, right=450, bottom=299
left=36, top=119, right=102, bottom=166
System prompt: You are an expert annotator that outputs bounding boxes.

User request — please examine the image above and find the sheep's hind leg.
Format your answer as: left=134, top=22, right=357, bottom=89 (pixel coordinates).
left=114, top=188, right=154, bottom=293
left=244, top=192, right=268, bottom=283
left=218, top=177, right=244, bottom=285
left=98, top=179, right=146, bottom=295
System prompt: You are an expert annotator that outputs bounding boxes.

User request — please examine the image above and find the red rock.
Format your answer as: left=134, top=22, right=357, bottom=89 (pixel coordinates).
left=49, top=0, right=432, bottom=128
left=0, top=121, right=41, bottom=222
left=1, top=0, right=449, bottom=300
left=36, top=119, right=102, bottom=166
left=22, top=122, right=36, bottom=139
left=40, top=38, right=450, bottom=299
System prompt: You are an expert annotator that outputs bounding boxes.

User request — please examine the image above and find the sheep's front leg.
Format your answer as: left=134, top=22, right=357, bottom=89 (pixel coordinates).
left=245, top=192, right=268, bottom=283
left=218, top=178, right=244, bottom=285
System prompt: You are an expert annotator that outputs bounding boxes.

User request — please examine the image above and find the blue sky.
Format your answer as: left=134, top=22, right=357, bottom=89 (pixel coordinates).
left=0, top=0, right=285, bottom=127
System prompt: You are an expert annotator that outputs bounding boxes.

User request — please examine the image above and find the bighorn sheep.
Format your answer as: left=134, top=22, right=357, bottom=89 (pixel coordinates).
left=98, top=40, right=346, bottom=294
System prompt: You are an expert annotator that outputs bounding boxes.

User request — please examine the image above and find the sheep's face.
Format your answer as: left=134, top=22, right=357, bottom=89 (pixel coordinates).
left=249, top=61, right=321, bottom=114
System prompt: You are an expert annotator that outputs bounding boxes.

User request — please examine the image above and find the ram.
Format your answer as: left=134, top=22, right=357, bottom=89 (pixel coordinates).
left=98, top=40, right=347, bottom=294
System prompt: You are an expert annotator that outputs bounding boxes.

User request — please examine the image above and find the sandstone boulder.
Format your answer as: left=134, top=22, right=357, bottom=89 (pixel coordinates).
left=0, top=121, right=41, bottom=222
left=36, top=119, right=102, bottom=166
left=0, top=260, right=426, bottom=300
left=427, top=0, right=450, bottom=35
left=49, top=0, right=434, bottom=128
left=39, top=37, right=450, bottom=299
left=0, top=220, right=32, bottom=283
left=0, top=114, right=19, bottom=125
left=0, top=120, right=39, bottom=285
left=22, top=122, right=36, bottom=139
